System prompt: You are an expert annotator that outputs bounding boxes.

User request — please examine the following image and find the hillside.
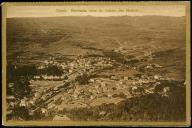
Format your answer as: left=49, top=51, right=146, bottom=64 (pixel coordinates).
left=6, top=16, right=186, bottom=121
left=7, top=16, right=186, bottom=60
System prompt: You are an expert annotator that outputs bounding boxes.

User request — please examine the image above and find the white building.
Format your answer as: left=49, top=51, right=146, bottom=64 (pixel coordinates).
left=41, top=108, right=47, bottom=114
left=89, top=79, right=95, bottom=83
left=20, top=99, right=27, bottom=107
left=34, top=76, right=40, bottom=79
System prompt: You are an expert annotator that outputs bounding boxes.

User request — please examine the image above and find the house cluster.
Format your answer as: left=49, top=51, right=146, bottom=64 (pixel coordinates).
left=144, top=63, right=163, bottom=69
left=68, top=57, right=113, bottom=72
left=85, top=72, right=168, bottom=98
left=34, top=56, right=113, bottom=81
left=33, top=75, right=67, bottom=81
left=6, top=95, right=17, bottom=113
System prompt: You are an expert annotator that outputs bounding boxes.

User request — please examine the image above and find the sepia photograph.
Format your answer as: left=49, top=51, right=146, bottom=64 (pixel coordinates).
left=1, top=2, right=191, bottom=126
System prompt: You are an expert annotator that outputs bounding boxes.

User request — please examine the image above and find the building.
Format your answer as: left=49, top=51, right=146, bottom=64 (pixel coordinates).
left=53, top=114, right=71, bottom=121
left=89, top=78, right=95, bottom=83
left=19, top=99, right=27, bottom=107
left=162, top=87, right=170, bottom=97
left=154, top=75, right=162, bottom=80
left=124, top=76, right=128, bottom=80
left=34, top=76, right=41, bottom=79
left=41, top=108, right=47, bottom=114
left=8, top=83, right=14, bottom=88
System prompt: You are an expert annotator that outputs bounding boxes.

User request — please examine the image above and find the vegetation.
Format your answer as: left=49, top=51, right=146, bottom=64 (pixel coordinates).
left=6, top=16, right=186, bottom=121
left=7, top=65, right=33, bottom=98
left=37, top=65, right=64, bottom=76
left=66, top=84, right=185, bottom=121
left=75, top=73, right=89, bottom=85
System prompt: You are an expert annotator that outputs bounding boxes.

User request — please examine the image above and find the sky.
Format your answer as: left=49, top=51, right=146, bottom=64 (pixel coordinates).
left=6, top=5, right=186, bottom=18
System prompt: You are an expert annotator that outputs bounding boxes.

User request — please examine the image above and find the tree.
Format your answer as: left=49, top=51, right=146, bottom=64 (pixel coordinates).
left=13, top=106, right=30, bottom=120
left=75, top=73, right=89, bottom=85
left=14, top=77, right=32, bottom=98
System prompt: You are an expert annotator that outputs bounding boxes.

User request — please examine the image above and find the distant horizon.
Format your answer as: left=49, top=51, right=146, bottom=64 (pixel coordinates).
left=6, top=15, right=186, bottom=19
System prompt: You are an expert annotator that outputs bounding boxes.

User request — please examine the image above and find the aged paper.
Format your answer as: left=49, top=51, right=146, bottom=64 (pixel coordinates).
left=1, top=1, right=191, bottom=126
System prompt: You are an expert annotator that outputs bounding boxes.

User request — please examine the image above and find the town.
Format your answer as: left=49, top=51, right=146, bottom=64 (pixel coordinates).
left=6, top=46, right=183, bottom=121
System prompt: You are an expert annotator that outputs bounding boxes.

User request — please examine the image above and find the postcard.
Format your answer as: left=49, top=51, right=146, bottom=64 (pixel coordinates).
left=1, top=1, right=191, bottom=127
